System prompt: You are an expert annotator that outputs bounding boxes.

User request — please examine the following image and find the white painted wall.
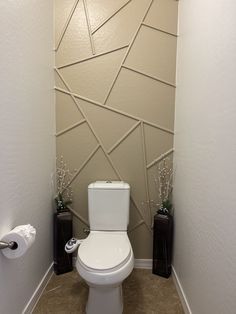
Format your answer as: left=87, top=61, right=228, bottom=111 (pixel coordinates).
left=0, top=1, right=54, bottom=313
left=173, top=1, right=236, bottom=313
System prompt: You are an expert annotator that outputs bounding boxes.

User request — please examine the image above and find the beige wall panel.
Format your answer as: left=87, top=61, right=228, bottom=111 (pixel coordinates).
left=71, top=148, right=118, bottom=231
left=55, top=71, right=69, bottom=90
left=128, top=223, right=153, bottom=258
left=56, top=122, right=98, bottom=171
left=79, top=99, right=137, bottom=150
left=86, top=0, right=128, bottom=31
left=125, top=26, right=177, bottom=84
left=110, top=126, right=147, bottom=214
left=147, top=165, right=160, bottom=215
left=144, top=0, right=178, bottom=35
left=56, top=91, right=84, bottom=133
left=93, top=0, right=150, bottom=54
left=56, top=0, right=92, bottom=66
left=107, top=68, right=175, bottom=130
left=59, top=48, right=126, bottom=103
left=144, top=124, right=174, bottom=165
left=54, top=0, right=76, bottom=46
left=55, top=0, right=178, bottom=258
left=73, top=218, right=88, bottom=242
left=128, top=202, right=143, bottom=231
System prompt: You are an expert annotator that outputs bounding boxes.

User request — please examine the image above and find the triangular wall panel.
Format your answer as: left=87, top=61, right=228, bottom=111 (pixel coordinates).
left=59, top=48, right=126, bottom=103
left=78, top=99, right=137, bottom=151
left=56, top=0, right=92, bottom=66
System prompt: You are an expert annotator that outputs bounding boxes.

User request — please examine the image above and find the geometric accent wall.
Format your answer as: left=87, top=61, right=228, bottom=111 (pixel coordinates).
left=55, top=0, right=178, bottom=258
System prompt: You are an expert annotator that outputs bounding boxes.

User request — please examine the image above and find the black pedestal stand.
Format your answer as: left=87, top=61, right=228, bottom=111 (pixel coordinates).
left=53, top=210, right=73, bottom=275
left=152, top=213, right=173, bottom=278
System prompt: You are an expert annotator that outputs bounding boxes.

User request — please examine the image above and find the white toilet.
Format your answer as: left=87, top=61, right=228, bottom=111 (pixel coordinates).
left=76, top=181, right=134, bottom=314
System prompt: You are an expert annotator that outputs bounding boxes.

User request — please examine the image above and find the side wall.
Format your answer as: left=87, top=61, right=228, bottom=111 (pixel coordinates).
left=55, top=0, right=178, bottom=258
left=173, top=0, right=236, bottom=313
left=0, top=1, right=55, bottom=313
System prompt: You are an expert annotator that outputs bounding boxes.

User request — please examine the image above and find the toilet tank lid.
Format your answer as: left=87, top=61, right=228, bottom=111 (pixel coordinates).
left=88, top=181, right=130, bottom=190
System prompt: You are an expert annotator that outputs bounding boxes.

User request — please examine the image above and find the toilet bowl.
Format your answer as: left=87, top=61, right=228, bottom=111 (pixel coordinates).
left=76, top=181, right=134, bottom=314
left=76, top=231, right=134, bottom=314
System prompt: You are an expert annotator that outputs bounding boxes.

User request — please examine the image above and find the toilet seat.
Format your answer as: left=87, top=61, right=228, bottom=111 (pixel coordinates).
left=78, top=231, right=131, bottom=272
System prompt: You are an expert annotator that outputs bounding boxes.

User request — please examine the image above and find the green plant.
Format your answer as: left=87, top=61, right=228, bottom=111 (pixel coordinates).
left=55, top=192, right=72, bottom=212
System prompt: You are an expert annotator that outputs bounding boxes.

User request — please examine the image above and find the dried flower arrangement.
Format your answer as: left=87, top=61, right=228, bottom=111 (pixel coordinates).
left=154, top=157, right=173, bottom=215
left=55, top=156, right=76, bottom=212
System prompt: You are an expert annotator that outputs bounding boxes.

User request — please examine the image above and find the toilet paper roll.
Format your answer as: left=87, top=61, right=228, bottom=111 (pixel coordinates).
left=1, top=224, right=36, bottom=259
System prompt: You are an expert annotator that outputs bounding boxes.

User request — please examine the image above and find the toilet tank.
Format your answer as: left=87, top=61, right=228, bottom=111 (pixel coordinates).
left=88, top=181, right=130, bottom=231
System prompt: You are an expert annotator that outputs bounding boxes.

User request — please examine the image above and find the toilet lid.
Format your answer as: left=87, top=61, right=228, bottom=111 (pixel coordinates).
left=78, top=231, right=131, bottom=271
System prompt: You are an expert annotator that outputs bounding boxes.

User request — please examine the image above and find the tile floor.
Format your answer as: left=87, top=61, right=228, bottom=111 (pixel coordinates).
left=33, top=269, right=184, bottom=314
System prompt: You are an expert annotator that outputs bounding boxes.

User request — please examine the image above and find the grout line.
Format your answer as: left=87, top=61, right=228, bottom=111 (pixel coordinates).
left=57, top=45, right=128, bottom=69
left=91, top=0, right=132, bottom=35
left=107, top=121, right=140, bottom=154
left=122, top=64, right=176, bottom=88
left=146, top=148, right=174, bottom=169
left=142, top=22, right=178, bottom=37
left=83, top=0, right=96, bottom=55
left=55, top=120, right=87, bottom=137
left=103, top=0, right=154, bottom=105
left=55, top=0, right=80, bottom=51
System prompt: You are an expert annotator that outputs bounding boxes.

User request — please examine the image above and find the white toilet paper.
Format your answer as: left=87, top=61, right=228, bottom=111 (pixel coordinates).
left=1, top=224, right=36, bottom=259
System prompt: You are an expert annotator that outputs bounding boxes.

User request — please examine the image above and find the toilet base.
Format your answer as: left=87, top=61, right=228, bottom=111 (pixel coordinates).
left=86, top=284, right=123, bottom=314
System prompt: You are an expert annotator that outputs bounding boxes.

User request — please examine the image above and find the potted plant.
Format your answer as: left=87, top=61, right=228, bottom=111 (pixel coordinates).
left=152, top=157, right=174, bottom=278
left=53, top=156, right=76, bottom=275
left=54, top=156, right=74, bottom=212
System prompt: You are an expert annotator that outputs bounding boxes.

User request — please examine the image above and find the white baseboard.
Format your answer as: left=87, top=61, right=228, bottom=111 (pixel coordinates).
left=172, top=266, right=192, bottom=314
left=22, top=262, right=54, bottom=314
left=134, top=259, right=152, bottom=269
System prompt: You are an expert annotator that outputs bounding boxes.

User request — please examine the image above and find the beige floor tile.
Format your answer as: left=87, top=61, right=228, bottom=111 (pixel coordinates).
left=33, top=269, right=183, bottom=314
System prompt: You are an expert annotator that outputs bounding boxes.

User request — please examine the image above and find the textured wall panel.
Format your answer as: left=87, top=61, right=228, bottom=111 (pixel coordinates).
left=144, top=0, right=178, bottom=35
left=59, top=48, right=126, bottom=102
left=56, top=123, right=98, bottom=171
left=56, top=0, right=92, bottom=65
left=56, top=91, right=84, bottom=133
left=55, top=0, right=76, bottom=45
left=93, top=0, right=150, bottom=54
left=86, top=0, right=129, bottom=31
left=55, top=0, right=178, bottom=258
left=106, top=68, right=175, bottom=130
left=144, top=124, right=174, bottom=165
left=110, top=126, right=147, bottom=214
left=125, top=26, right=177, bottom=84
left=79, top=99, right=137, bottom=151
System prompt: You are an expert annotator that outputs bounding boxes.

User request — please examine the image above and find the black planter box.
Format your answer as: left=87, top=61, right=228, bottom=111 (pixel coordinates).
left=152, top=213, right=173, bottom=278
left=53, top=211, right=73, bottom=275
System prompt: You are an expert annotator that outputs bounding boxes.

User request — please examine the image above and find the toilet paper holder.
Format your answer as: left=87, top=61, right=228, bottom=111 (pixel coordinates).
left=0, top=240, right=18, bottom=250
